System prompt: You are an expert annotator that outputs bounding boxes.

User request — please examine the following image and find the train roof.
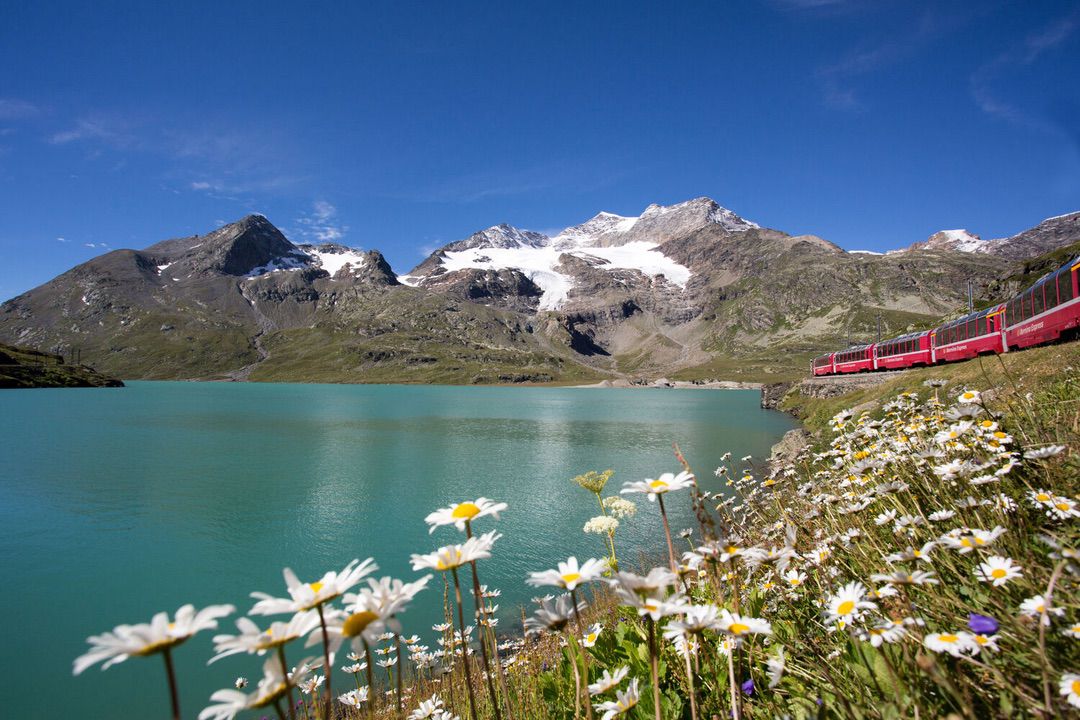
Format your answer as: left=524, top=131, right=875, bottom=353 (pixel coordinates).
left=938, top=303, right=1003, bottom=329
left=879, top=330, right=929, bottom=343
left=838, top=343, right=873, bottom=352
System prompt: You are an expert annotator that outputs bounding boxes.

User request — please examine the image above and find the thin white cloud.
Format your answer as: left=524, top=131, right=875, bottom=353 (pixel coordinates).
left=0, top=98, right=38, bottom=120
left=812, top=7, right=972, bottom=111
left=294, top=200, right=349, bottom=244
left=970, top=12, right=1078, bottom=134
left=49, top=116, right=137, bottom=147
left=397, top=159, right=626, bottom=204
left=56, top=237, right=67, bottom=243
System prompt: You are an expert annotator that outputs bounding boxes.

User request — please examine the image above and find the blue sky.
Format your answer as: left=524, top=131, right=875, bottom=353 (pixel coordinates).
left=1, top=0, right=1078, bottom=300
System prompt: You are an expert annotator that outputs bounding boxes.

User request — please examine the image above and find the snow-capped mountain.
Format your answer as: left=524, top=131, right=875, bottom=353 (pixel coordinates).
left=892, top=212, right=1079, bottom=258
left=402, top=197, right=757, bottom=310
left=2, top=201, right=1077, bottom=384
left=914, top=229, right=985, bottom=253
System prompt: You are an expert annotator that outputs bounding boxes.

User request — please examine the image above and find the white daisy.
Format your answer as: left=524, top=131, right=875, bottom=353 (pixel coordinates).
left=74, top=603, right=235, bottom=674
left=588, top=666, right=629, bottom=695
left=340, top=687, right=370, bottom=709
left=1060, top=673, right=1080, bottom=709
left=825, top=582, right=876, bottom=625
left=424, top=498, right=508, bottom=533
left=595, top=677, right=640, bottom=719
left=620, top=471, right=695, bottom=501
left=250, top=559, right=377, bottom=615
left=410, top=531, right=500, bottom=572
left=1019, top=595, right=1066, bottom=626
left=975, top=556, right=1023, bottom=587
left=526, top=557, right=607, bottom=591
left=924, top=631, right=977, bottom=657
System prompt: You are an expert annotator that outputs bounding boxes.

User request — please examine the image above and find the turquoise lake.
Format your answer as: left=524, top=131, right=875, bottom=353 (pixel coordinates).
left=0, top=381, right=796, bottom=719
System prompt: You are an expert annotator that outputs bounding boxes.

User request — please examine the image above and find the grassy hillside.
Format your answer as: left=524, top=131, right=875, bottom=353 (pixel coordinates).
left=781, top=342, right=1080, bottom=434
left=0, top=342, right=123, bottom=388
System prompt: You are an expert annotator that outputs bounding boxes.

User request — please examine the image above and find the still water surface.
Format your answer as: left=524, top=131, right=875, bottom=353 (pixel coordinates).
left=0, top=381, right=796, bottom=719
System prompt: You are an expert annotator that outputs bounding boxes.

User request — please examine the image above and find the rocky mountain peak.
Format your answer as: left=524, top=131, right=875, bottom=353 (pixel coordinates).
left=909, top=229, right=985, bottom=253
left=986, top=211, right=1080, bottom=261
left=144, top=214, right=297, bottom=277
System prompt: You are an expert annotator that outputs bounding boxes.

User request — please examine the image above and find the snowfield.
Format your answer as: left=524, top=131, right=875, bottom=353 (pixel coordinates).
left=437, top=240, right=692, bottom=310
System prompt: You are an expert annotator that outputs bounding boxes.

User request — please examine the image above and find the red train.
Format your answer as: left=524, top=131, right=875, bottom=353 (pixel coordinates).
left=811, top=254, right=1080, bottom=376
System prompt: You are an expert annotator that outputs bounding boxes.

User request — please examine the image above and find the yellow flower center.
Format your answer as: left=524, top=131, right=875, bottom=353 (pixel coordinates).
left=1056, top=503, right=1071, bottom=511
left=1072, top=680, right=1080, bottom=695
left=561, top=573, right=581, bottom=585
left=991, top=568, right=1006, bottom=579
left=975, top=635, right=989, bottom=645
left=836, top=600, right=856, bottom=616
left=939, top=634, right=958, bottom=643
left=1036, top=493, right=1051, bottom=502
left=789, top=578, right=801, bottom=586
left=342, top=611, right=380, bottom=638
left=436, top=550, right=463, bottom=571
left=994, top=431, right=1007, bottom=439
left=134, top=636, right=184, bottom=656
left=729, top=622, right=750, bottom=635
left=309, top=581, right=324, bottom=594
left=587, top=633, right=597, bottom=643
left=649, top=480, right=669, bottom=490
left=452, top=502, right=481, bottom=519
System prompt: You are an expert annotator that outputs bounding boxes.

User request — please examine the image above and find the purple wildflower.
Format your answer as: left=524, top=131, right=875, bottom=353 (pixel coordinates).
left=968, top=613, right=998, bottom=634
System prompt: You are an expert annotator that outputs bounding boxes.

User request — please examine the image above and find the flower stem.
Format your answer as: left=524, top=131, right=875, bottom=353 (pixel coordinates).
left=569, top=589, right=593, bottom=720
left=465, top=522, right=507, bottom=720
left=162, top=647, right=181, bottom=720
left=364, top=638, right=376, bottom=717
left=277, top=645, right=298, bottom=720
left=647, top=616, right=661, bottom=720
left=727, top=648, right=741, bottom=720
left=396, top=633, right=404, bottom=715
left=450, top=566, right=480, bottom=720
left=316, top=603, right=333, bottom=719
left=683, top=647, right=699, bottom=720
left=657, top=494, right=679, bottom=577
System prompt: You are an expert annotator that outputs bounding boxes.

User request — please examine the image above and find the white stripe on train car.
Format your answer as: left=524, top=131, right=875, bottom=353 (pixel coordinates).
left=934, top=332, right=1003, bottom=352
left=1003, top=294, right=1080, bottom=334
left=877, top=348, right=930, bottom=360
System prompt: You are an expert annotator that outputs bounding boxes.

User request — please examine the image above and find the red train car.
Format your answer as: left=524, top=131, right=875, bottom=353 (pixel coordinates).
left=1004, top=257, right=1080, bottom=349
left=834, top=344, right=875, bottom=374
left=811, top=353, right=835, bottom=376
left=932, top=304, right=1006, bottom=364
left=875, top=330, right=933, bottom=370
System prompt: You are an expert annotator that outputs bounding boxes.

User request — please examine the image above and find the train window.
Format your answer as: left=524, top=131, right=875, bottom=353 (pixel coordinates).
left=1060, top=270, right=1075, bottom=302
left=1033, top=286, right=1045, bottom=314
left=1046, top=279, right=1059, bottom=309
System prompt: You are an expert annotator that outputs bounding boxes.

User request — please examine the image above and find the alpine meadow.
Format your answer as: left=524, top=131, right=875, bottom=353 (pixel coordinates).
left=1, top=2, right=1078, bottom=720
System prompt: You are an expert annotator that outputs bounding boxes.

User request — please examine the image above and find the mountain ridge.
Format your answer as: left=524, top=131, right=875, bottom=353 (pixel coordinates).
left=2, top=198, right=1078, bottom=384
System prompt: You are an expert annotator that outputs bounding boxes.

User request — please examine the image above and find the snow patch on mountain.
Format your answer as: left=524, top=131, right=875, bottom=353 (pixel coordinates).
left=551, top=212, right=637, bottom=249
left=242, top=243, right=375, bottom=279
left=245, top=251, right=310, bottom=277
left=301, top=244, right=370, bottom=277
left=934, top=229, right=985, bottom=253
left=437, top=241, right=691, bottom=310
